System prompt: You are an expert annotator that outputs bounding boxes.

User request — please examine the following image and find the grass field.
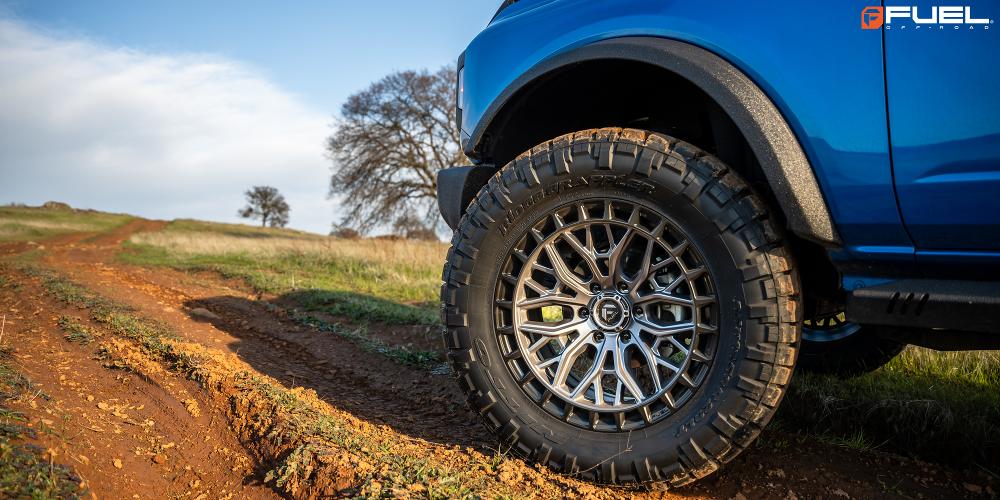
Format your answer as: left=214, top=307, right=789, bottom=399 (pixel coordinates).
left=777, top=348, right=1000, bottom=468
left=3, top=207, right=999, bottom=474
left=123, top=219, right=445, bottom=325
left=0, top=205, right=132, bottom=243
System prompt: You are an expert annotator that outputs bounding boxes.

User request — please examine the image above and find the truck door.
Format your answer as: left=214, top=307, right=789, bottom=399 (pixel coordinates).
left=884, top=0, right=1000, bottom=250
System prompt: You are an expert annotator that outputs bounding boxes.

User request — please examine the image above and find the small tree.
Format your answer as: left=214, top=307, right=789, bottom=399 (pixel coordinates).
left=329, top=224, right=360, bottom=239
left=392, top=213, right=439, bottom=241
left=238, top=186, right=290, bottom=228
left=326, top=66, right=464, bottom=234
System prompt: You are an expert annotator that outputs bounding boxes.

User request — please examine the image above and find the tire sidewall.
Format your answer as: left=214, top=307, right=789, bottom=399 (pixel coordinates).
left=460, top=147, right=764, bottom=467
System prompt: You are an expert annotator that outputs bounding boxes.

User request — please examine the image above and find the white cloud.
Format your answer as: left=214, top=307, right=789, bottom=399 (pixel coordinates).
left=0, top=19, right=337, bottom=234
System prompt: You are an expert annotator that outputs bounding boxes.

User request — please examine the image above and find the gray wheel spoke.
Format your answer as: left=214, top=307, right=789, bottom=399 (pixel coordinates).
left=505, top=200, right=718, bottom=421
left=612, top=345, right=645, bottom=402
left=542, top=244, right=591, bottom=296
left=606, top=226, right=636, bottom=282
left=519, top=317, right=587, bottom=337
left=625, top=238, right=656, bottom=292
left=634, top=317, right=695, bottom=336
left=633, top=291, right=693, bottom=307
left=560, top=231, right=602, bottom=284
left=515, top=294, right=588, bottom=309
left=550, top=334, right=592, bottom=388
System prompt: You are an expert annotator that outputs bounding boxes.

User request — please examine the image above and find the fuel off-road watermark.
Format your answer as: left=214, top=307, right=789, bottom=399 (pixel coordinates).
left=862, top=5, right=994, bottom=29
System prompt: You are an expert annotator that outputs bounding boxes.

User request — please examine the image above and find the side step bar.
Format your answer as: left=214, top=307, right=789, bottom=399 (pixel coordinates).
left=847, top=279, right=1000, bottom=334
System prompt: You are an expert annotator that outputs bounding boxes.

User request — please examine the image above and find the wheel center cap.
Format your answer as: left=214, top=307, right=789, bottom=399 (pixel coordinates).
left=591, top=292, right=631, bottom=331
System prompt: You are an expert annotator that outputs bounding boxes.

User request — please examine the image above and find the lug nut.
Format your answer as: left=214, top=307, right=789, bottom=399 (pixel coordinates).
left=592, top=331, right=605, bottom=342
left=617, top=282, right=629, bottom=292
left=590, top=282, right=602, bottom=293
left=579, top=307, right=589, bottom=318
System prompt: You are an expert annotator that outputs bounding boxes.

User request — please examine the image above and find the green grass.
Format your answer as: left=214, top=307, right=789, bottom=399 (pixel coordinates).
left=285, top=290, right=438, bottom=326
left=57, top=316, right=96, bottom=345
left=121, top=219, right=445, bottom=325
left=0, top=205, right=132, bottom=243
left=24, top=267, right=195, bottom=370
left=777, top=347, right=1000, bottom=469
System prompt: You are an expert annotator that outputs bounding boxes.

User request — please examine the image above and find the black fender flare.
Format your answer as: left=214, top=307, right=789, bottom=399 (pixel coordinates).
left=465, top=36, right=839, bottom=246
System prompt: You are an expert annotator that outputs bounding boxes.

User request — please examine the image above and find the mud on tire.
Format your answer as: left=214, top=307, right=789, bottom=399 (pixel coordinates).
left=440, top=128, right=801, bottom=485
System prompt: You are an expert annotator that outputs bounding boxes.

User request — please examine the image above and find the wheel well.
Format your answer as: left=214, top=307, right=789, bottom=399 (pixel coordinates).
left=473, top=58, right=841, bottom=309
left=478, top=59, right=771, bottom=204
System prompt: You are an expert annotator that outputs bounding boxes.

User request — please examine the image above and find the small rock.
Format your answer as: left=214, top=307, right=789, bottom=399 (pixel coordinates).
left=97, top=402, right=110, bottom=411
left=152, top=454, right=167, bottom=464
left=832, top=488, right=851, bottom=498
left=113, top=458, right=123, bottom=469
left=183, top=399, right=201, bottom=417
left=732, top=493, right=748, bottom=500
left=964, top=483, right=983, bottom=494
left=188, top=308, right=219, bottom=320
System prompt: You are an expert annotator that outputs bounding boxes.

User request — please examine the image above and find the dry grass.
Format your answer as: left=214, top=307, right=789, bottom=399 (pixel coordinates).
left=123, top=219, right=447, bottom=324
left=888, top=347, right=1000, bottom=387
left=0, top=206, right=132, bottom=242
left=129, top=227, right=445, bottom=271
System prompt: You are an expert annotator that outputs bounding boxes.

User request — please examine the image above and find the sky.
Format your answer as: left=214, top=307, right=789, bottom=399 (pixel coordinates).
left=0, top=0, right=496, bottom=234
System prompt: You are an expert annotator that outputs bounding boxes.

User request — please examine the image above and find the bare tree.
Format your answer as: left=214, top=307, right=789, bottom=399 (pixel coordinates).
left=326, top=66, right=464, bottom=233
left=238, top=186, right=290, bottom=228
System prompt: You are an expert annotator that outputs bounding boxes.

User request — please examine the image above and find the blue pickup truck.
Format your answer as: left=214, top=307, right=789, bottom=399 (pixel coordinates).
left=437, top=0, right=999, bottom=485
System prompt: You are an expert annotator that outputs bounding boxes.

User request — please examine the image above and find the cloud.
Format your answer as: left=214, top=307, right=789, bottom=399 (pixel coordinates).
left=0, top=18, right=336, bottom=233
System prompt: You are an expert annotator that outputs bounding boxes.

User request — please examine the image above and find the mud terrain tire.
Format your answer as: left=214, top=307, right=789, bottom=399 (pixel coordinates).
left=441, top=128, right=800, bottom=485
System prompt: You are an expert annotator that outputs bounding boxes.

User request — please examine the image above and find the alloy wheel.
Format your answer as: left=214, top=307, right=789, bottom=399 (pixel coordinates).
left=493, top=199, right=719, bottom=431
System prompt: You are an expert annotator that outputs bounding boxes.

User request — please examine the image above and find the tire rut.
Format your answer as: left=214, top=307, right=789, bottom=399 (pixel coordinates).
left=0, top=267, right=276, bottom=499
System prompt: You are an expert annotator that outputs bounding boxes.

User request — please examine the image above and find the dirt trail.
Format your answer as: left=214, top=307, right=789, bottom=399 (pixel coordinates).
left=2, top=220, right=996, bottom=499
left=0, top=227, right=275, bottom=498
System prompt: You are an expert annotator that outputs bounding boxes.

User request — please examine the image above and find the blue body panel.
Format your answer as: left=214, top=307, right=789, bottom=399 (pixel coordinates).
left=884, top=0, right=1000, bottom=251
left=459, top=0, right=1000, bottom=278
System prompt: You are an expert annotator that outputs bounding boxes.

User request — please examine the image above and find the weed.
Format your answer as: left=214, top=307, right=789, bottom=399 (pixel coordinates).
left=57, top=316, right=96, bottom=345
left=0, top=439, right=83, bottom=498
left=0, top=362, right=31, bottom=401
left=0, top=299, right=83, bottom=498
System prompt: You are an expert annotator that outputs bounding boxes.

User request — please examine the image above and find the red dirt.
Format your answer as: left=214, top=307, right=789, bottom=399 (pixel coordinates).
left=0, top=219, right=996, bottom=499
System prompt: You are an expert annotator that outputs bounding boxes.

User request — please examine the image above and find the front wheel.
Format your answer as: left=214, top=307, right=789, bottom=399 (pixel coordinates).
left=441, top=129, right=800, bottom=485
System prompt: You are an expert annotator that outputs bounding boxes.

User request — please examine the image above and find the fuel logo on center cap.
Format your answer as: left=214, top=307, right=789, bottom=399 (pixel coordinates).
left=600, top=302, right=621, bottom=325
left=591, top=293, right=631, bottom=331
